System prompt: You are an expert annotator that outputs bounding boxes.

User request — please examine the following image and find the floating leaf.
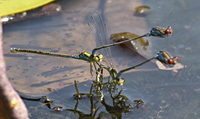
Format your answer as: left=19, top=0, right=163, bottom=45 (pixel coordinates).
left=110, top=32, right=149, bottom=51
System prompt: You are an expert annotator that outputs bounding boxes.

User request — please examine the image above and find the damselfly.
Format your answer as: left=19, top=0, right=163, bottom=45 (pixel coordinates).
left=10, top=8, right=111, bottom=76
left=91, top=26, right=172, bottom=56
left=10, top=48, right=103, bottom=75
left=99, top=51, right=179, bottom=86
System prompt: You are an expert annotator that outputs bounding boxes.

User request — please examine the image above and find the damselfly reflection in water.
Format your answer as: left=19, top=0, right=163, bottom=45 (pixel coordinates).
left=19, top=80, right=133, bottom=118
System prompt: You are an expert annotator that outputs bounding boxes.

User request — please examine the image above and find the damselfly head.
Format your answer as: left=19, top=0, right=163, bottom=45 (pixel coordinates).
left=167, top=56, right=179, bottom=65
left=94, top=54, right=103, bottom=62
left=156, top=51, right=178, bottom=65
left=149, top=26, right=172, bottom=38
left=165, top=26, right=172, bottom=35
left=10, top=48, right=18, bottom=53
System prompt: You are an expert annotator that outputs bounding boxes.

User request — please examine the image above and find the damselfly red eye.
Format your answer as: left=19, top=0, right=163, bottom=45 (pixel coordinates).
left=165, top=26, right=172, bottom=34
left=165, top=29, right=171, bottom=34
left=168, top=59, right=174, bottom=64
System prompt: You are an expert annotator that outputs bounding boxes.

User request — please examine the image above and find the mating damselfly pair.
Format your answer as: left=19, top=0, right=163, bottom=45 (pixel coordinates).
left=10, top=8, right=179, bottom=86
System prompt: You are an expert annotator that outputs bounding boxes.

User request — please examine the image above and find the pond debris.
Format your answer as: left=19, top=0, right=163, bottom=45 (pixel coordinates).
left=110, top=32, right=149, bottom=51
left=53, top=106, right=63, bottom=111
left=157, top=104, right=170, bottom=118
left=134, top=6, right=151, bottom=15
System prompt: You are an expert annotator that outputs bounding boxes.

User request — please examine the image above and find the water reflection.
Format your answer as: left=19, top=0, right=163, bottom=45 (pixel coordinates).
left=19, top=80, right=134, bottom=118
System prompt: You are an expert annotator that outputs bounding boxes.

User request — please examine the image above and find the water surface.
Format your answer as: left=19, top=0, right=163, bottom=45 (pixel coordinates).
left=3, top=0, right=200, bottom=118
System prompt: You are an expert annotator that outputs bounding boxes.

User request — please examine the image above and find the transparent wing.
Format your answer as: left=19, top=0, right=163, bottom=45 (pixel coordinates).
left=81, top=8, right=113, bottom=68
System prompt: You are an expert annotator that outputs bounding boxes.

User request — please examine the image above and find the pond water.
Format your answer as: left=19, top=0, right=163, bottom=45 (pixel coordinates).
left=2, top=0, right=200, bottom=118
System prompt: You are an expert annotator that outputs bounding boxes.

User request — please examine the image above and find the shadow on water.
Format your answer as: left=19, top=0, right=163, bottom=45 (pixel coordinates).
left=2, top=0, right=200, bottom=118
